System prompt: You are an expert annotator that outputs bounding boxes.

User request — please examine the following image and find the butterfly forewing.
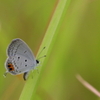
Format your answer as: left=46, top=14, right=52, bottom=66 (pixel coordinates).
left=7, top=39, right=34, bottom=59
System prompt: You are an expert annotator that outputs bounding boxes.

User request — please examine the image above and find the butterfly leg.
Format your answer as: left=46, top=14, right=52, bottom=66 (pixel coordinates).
left=23, top=71, right=29, bottom=80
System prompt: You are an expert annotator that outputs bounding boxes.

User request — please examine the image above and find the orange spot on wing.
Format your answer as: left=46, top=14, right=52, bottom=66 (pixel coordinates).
left=8, top=64, right=15, bottom=71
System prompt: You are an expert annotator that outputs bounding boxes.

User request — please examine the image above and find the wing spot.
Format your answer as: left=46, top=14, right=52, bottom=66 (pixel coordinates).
left=9, top=68, right=12, bottom=71
left=18, top=57, right=20, bottom=59
left=25, top=60, right=27, bottom=62
left=25, top=65, right=27, bottom=67
left=7, top=63, right=14, bottom=71
left=24, top=51, right=27, bottom=53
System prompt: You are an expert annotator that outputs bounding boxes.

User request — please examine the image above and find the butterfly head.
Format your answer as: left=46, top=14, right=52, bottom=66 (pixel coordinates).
left=36, top=60, right=39, bottom=64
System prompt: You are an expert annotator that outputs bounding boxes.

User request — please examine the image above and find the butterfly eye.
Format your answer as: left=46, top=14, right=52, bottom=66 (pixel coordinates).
left=36, top=60, right=39, bottom=64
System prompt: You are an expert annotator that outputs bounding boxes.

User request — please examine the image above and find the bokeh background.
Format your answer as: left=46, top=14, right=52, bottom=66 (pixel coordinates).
left=0, top=0, right=100, bottom=100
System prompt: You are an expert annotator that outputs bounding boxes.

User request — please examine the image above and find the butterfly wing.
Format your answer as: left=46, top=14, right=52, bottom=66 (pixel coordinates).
left=7, top=39, right=34, bottom=59
left=6, top=38, right=36, bottom=75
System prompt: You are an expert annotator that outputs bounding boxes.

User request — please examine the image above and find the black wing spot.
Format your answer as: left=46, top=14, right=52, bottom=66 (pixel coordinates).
left=24, top=51, right=27, bottom=53
left=16, top=70, right=18, bottom=72
left=25, top=65, right=27, bottom=67
left=18, top=57, right=20, bottom=59
left=9, top=68, right=12, bottom=71
left=7, top=65, right=11, bottom=67
left=25, top=60, right=27, bottom=62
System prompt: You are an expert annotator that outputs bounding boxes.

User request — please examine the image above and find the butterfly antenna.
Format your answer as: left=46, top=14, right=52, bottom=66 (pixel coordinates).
left=36, top=55, right=46, bottom=64
left=37, top=46, right=46, bottom=59
left=37, top=55, right=46, bottom=60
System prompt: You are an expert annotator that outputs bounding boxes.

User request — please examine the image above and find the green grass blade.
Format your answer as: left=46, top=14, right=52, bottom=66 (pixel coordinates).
left=19, top=0, right=70, bottom=100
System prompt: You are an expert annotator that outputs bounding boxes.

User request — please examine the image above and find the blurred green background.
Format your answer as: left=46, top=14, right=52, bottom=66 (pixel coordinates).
left=0, top=0, right=100, bottom=100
